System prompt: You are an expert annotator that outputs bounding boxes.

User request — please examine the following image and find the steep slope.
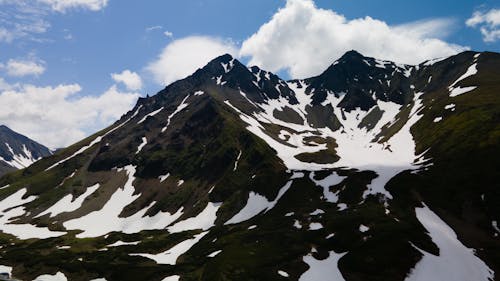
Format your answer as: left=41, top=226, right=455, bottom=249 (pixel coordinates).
left=0, top=125, right=52, bottom=176
left=0, top=51, right=498, bottom=281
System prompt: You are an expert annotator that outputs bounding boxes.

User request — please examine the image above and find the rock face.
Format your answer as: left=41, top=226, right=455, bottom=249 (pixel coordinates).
left=0, top=51, right=498, bottom=281
left=0, top=125, right=52, bottom=176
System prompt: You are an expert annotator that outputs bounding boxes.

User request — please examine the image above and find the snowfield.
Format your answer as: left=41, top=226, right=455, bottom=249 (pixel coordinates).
left=405, top=204, right=494, bottom=281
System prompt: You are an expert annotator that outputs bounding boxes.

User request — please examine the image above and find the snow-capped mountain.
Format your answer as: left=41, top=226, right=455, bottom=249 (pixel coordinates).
left=0, top=50, right=498, bottom=281
left=0, top=125, right=52, bottom=176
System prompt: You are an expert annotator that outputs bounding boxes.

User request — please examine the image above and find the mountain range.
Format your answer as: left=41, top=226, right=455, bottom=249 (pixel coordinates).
left=0, top=50, right=498, bottom=281
left=0, top=125, right=51, bottom=177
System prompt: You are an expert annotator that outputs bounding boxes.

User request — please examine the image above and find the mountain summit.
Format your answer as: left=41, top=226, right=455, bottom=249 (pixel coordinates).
left=0, top=125, right=51, bottom=176
left=0, top=51, right=498, bottom=281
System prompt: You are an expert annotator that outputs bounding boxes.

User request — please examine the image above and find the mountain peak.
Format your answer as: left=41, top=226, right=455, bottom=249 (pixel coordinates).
left=339, top=50, right=366, bottom=61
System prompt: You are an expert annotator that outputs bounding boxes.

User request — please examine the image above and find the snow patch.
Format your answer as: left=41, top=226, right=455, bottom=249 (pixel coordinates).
left=138, top=107, right=164, bottom=124
left=162, top=95, right=190, bottom=133
left=225, top=179, right=293, bottom=225
left=0, top=188, right=65, bottom=239
left=159, top=173, right=170, bottom=182
left=207, top=250, right=222, bottom=258
left=309, top=222, right=323, bottom=230
left=136, top=137, right=147, bottom=154
left=359, top=224, right=370, bottom=233
left=405, top=204, right=494, bottom=281
left=167, top=202, right=221, bottom=233
left=299, top=251, right=347, bottom=281
left=107, top=240, right=140, bottom=247
left=36, top=184, right=99, bottom=218
left=131, top=231, right=207, bottom=265
left=64, top=166, right=184, bottom=238
left=278, top=270, right=290, bottom=277
left=233, top=150, right=242, bottom=171
left=433, top=117, right=443, bottom=123
left=450, top=86, right=477, bottom=97
left=33, top=272, right=68, bottom=281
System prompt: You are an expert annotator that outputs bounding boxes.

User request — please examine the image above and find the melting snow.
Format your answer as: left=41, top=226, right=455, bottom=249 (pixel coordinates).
left=448, top=63, right=478, bottom=97
left=162, top=95, right=190, bottom=133
left=0, top=265, right=12, bottom=275
left=1, top=144, right=40, bottom=169
left=33, top=272, right=68, bottom=281
left=107, top=240, right=140, bottom=247
left=309, top=172, right=345, bottom=203
left=136, top=137, right=147, bottom=154
left=449, top=86, right=477, bottom=97
left=36, top=184, right=100, bottom=218
left=278, top=270, right=290, bottom=277
left=207, top=250, right=222, bottom=258
left=293, top=220, right=302, bottom=229
left=309, top=222, right=323, bottom=230
left=405, top=204, right=494, bottom=281
left=194, top=90, right=204, bottom=96
left=225, top=178, right=293, bottom=225
left=46, top=136, right=102, bottom=170
left=138, top=107, right=164, bottom=124
left=233, top=150, right=242, bottom=171
left=0, top=188, right=65, bottom=239
left=444, top=104, right=456, bottom=111
left=159, top=173, right=170, bottom=182
left=433, top=117, right=443, bottom=123
left=310, top=209, right=324, bottom=216
left=64, top=166, right=184, bottom=238
left=299, top=251, right=347, bottom=281
left=359, top=224, right=370, bottom=233
left=131, top=231, right=207, bottom=265
left=451, top=64, right=478, bottom=87
left=167, top=202, right=221, bottom=233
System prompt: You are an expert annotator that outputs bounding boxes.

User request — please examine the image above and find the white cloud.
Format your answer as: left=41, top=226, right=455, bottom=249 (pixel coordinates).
left=111, top=70, right=143, bottom=91
left=146, top=25, right=162, bottom=32
left=466, top=9, right=500, bottom=42
left=37, top=0, right=108, bottom=12
left=146, top=36, right=238, bottom=85
left=0, top=83, right=139, bottom=148
left=164, top=31, right=174, bottom=38
left=3, top=59, right=46, bottom=77
left=240, top=0, right=468, bottom=79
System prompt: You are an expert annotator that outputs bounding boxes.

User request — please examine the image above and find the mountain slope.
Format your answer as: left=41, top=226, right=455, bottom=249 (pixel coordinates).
left=0, top=125, right=52, bottom=176
left=0, top=51, right=498, bottom=281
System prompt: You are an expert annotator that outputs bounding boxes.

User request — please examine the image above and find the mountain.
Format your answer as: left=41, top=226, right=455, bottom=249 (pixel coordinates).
left=0, top=125, right=52, bottom=176
left=0, top=50, right=498, bottom=281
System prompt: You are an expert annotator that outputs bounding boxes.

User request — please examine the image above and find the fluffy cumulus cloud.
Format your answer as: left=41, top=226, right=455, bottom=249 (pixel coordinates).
left=3, top=59, right=46, bottom=77
left=37, top=0, right=108, bottom=12
left=240, top=0, right=468, bottom=78
left=466, top=9, right=500, bottom=42
left=111, top=70, right=143, bottom=91
left=146, top=36, right=238, bottom=85
left=0, top=82, right=139, bottom=148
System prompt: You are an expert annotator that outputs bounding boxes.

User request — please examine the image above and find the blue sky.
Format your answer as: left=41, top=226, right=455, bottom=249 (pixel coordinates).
left=0, top=0, right=499, bottom=148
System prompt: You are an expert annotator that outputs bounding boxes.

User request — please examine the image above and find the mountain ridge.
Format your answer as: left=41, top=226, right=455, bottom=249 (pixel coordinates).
left=0, top=50, right=498, bottom=281
left=0, top=125, right=52, bottom=176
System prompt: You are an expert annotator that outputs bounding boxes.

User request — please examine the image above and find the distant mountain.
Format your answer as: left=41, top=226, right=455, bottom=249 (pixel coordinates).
left=0, top=50, right=498, bottom=281
left=0, top=125, right=52, bottom=176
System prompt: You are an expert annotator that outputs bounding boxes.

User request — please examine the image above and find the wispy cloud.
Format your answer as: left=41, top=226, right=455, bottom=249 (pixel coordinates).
left=466, top=8, right=500, bottom=42
left=2, top=58, right=46, bottom=77
left=0, top=0, right=109, bottom=43
left=146, top=25, right=163, bottom=32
